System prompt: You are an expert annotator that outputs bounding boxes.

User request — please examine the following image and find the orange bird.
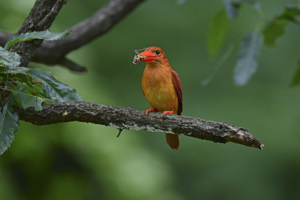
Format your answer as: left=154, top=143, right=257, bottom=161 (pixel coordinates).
left=135, top=46, right=183, bottom=150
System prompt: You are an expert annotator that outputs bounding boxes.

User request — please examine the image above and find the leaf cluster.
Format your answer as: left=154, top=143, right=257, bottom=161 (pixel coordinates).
left=0, top=30, right=81, bottom=155
left=207, top=1, right=300, bottom=86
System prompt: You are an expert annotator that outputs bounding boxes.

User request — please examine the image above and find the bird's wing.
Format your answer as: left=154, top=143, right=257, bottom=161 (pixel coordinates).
left=171, top=70, right=183, bottom=115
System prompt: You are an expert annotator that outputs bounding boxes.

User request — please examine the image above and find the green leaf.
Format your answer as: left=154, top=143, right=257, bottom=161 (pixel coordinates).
left=13, top=84, right=43, bottom=111
left=7, top=66, right=29, bottom=73
left=223, top=0, right=242, bottom=20
left=0, top=66, right=29, bottom=74
left=0, top=47, right=21, bottom=68
left=26, top=69, right=82, bottom=102
left=14, top=73, right=34, bottom=88
left=0, top=74, right=5, bottom=82
left=1, top=67, right=80, bottom=102
left=289, top=61, right=300, bottom=87
left=4, top=29, right=71, bottom=50
left=208, top=8, right=230, bottom=58
left=28, top=83, right=53, bottom=104
left=0, top=99, right=19, bottom=155
left=263, top=5, right=300, bottom=46
left=0, top=66, right=7, bottom=73
left=234, top=31, right=263, bottom=86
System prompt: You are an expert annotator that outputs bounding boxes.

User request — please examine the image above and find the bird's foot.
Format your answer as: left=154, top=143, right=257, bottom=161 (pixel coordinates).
left=145, top=109, right=157, bottom=116
left=161, top=110, right=175, bottom=118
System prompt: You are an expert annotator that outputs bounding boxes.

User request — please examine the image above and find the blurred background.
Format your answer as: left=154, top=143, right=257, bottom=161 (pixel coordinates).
left=1, top=0, right=300, bottom=199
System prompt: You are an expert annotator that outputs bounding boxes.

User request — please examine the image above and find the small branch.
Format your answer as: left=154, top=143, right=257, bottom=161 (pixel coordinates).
left=58, top=57, right=87, bottom=72
left=14, top=101, right=264, bottom=150
left=117, top=129, right=123, bottom=137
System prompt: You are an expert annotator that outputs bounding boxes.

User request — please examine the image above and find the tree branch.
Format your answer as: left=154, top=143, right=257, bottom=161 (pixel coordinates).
left=14, top=101, right=264, bottom=150
left=58, top=57, right=87, bottom=72
left=0, top=30, right=12, bottom=45
left=9, top=0, right=67, bottom=67
left=0, top=0, right=145, bottom=71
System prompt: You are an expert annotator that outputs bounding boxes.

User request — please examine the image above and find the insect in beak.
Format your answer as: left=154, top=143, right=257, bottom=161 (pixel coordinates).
left=133, top=48, right=146, bottom=65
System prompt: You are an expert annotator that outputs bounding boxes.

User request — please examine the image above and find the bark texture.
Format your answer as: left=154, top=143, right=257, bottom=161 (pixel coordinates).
left=14, top=101, right=264, bottom=150
left=9, top=0, right=67, bottom=67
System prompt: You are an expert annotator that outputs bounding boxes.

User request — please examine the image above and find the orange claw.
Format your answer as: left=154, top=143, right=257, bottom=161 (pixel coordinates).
left=145, top=109, right=157, bottom=116
left=161, top=110, right=175, bottom=117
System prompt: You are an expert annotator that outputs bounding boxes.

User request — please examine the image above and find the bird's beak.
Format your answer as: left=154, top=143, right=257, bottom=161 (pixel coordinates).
left=139, top=51, right=156, bottom=62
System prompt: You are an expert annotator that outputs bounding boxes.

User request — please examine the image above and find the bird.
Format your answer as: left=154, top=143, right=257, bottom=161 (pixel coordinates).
left=137, top=46, right=183, bottom=150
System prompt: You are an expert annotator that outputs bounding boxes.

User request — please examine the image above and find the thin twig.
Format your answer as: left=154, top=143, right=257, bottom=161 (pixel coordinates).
left=117, top=129, right=123, bottom=137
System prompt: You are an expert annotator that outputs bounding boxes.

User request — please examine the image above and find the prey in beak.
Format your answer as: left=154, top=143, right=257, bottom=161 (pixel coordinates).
left=133, top=48, right=156, bottom=65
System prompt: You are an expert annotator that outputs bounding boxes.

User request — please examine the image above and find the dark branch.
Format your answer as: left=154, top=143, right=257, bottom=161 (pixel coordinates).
left=0, top=0, right=145, bottom=71
left=58, top=57, right=87, bottom=72
left=36, top=0, right=67, bottom=29
left=35, top=0, right=146, bottom=59
left=14, top=101, right=264, bottom=150
left=0, top=30, right=12, bottom=45
left=9, top=0, right=67, bottom=67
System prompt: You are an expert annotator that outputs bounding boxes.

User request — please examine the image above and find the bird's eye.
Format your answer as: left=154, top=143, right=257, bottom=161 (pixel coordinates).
left=155, top=50, right=160, bottom=55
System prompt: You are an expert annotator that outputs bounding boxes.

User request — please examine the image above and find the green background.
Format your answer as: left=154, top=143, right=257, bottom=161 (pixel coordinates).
left=1, top=0, right=300, bottom=199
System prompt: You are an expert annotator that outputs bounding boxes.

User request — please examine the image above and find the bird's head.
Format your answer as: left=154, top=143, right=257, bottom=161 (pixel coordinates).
left=137, top=46, right=169, bottom=65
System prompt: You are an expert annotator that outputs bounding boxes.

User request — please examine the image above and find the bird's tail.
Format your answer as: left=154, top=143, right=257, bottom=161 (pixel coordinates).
left=165, top=133, right=179, bottom=150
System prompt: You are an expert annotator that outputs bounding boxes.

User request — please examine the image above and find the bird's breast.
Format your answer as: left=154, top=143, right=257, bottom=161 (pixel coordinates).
left=142, top=65, right=178, bottom=113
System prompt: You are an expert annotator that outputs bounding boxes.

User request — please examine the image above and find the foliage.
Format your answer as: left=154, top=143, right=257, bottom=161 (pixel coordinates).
left=0, top=30, right=82, bottom=155
left=0, top=47, right=20, bottom=68
left=234, top=31, right=262, bottom=85
left=263, top=5, right=300, bottom=46
left=4, top=30, right=71, bottom=50
left=223, top=0, right=242, bottom=20
left=0, top=99, right=19, bottom=154
left=208, top=8, right=230, bottom=58
left=207, top=1, right=300, bottom=86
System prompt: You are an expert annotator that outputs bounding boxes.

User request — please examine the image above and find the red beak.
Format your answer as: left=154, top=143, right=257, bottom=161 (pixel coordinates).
left=139, top=51, right=156, bottom=62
